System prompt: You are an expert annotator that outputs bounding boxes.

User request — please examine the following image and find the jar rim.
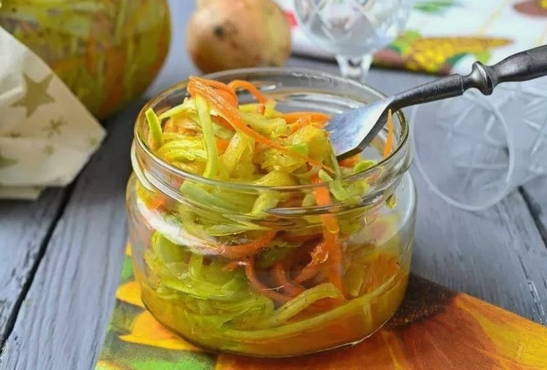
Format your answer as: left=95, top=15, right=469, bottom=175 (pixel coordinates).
left=134, top=67, right=409, bottom=192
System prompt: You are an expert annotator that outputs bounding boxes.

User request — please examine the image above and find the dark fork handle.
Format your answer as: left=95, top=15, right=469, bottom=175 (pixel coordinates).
left=391, top=45, right=547, bottom=111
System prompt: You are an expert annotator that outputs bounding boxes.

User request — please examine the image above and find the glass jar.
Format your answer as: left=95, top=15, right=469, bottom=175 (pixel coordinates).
left=0, top=0, right=170, bottom=119
left=126, top=68, right=416, bottom=357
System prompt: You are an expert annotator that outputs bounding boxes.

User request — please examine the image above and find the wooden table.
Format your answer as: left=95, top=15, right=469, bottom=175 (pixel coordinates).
left=1, top=2, right=546, bottom=369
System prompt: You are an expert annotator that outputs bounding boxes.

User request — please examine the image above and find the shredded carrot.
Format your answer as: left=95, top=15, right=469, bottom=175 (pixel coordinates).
left=256, top=104, right=265, bottom=114
left=282, top=112, right=330, bottom=124
left=163, top=118, right=177, bottom=133
left=294, top=264, right=321, bottom=284
left=213, top=231, right=276, bottom=259
left=339, top=154, right=360, bottom=168
left=148, top=194, right=168, bottom=210
left=312, top=177, right=345, bottom=297
left=228, top=80, right=268, bottom=104
left=163, top=118, right=196, bottom=135
left=188, top=77, right=333, bottom=173
left=216, top=89, right=238, bottom=107
left=282, top=233, right=320, bottom=243
left=288, top=119, right=326, bottom=135
left=192, top=76, right=238, bottom=105
left=312, top=121, right=327, bottom=129
left=289, top=116, right=311, bottom=134
left=383, top=109, right=394, bottom=158
left=294, top=263, right=322, bottom=284
left=272, top=263, right=305, bottom=296
left=212, top=116, right=235, bottom=131
left=244, top=257, right=291, bottom=303
left=294, top=241, right=328, bottom=283
left=223, top=260, right=244, bottom=271
left=216, top=138, right=230, bottom=153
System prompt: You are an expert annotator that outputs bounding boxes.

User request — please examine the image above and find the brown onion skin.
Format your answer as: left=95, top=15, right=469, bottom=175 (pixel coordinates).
left=187, top=0, right=291, bottom=73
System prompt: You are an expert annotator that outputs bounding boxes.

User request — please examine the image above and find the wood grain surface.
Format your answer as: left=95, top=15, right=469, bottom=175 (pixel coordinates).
left=0, top=189, right=66, bottom=340
left=521, top=178, right=547, bottom=242
left=0, top=104, right=138, bottom=370
left=0, top=1, right=545, bottom=369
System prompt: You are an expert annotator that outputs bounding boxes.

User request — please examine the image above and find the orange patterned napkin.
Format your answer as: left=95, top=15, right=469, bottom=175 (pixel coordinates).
left=96, top=247, right=547, bottom=370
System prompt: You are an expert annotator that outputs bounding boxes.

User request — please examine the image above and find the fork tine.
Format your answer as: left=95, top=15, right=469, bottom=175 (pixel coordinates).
left=327, top=99, right=391, bottom=159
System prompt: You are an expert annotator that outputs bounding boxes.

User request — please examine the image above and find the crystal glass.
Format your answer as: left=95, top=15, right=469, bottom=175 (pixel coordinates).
left=126, top=68, right=416, bottom=357
left=412, top=77, right=547, bottom=211
left=294, top=0, right=413, bottom=81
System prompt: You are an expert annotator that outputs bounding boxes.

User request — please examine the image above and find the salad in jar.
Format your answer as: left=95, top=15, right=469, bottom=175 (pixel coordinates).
left=127, top=72, right=414, bottom=357
left=0, top=0, right=170, bottom=118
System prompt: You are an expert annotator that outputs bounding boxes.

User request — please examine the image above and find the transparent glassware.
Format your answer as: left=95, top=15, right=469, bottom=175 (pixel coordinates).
left=0, top=0, right=171, bottom=118
left=126, top=68, right=416, bottom=357
left=412, top=77, right=547, bottom=211
left=294, top=0, right=413, bottom=81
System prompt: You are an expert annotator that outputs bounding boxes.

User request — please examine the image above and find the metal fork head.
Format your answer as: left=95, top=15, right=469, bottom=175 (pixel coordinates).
left=326, top=98, right=393, bottom=160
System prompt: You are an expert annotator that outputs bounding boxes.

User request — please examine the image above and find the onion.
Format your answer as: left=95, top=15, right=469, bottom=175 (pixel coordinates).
left=187, top=0, right=291, bottom=73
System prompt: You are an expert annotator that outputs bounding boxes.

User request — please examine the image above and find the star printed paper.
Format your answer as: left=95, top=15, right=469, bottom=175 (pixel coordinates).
left=0, top=26, right=105, bottom=200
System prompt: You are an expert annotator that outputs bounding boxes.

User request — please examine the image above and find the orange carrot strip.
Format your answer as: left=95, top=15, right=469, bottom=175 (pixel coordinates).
left=244, top=257, right=291, bottom=303
left=223, top=260, right=244, bottom=271
left=272, top=263, right=305, bottom=296
left=192, top=76, right=238, bottom=105
left=294, top=241, right=328, bottom=283
left=289, top=116, right=311, bottom=134
left=257, top=104, right=265, bottom=114
left=312, top=177, right=345, bottom=296
left=188, top=77, right=332, bottom=172
left=163, top=118, right=195, bottom=135
left=212, top=116, right=235, bottom=131
left=216, top=89, right=238, bottom=107
left=228, top=80, right=268, bottom=104
left=383, top=109, right=394, bottom=158
left=339, top=154, right=360, bottom=168
left=148, top=194, right=168, bottom=210
left=312, top=121, right=327, bottom=129
left=216, top=138, right=230, bottom=153
left=282, top=233, right=320, bottom=243
left=163, top=118, right=177, bottom=133
left=282, top=112, right=330, bottom=124
left=294, top=263, right=322, bottom=284
left=214, top=231, right=276, bottom=259
left=288, top=116, right=326, bottom=134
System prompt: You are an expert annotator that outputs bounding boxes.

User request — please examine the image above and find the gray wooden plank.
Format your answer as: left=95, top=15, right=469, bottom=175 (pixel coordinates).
left=521, top=177, right=547, bottom=244
left=412, top=169, right=547, bottom=324
left=0, top=188, right=66, bottom=342
left=0, top=103, right=138, bottom=370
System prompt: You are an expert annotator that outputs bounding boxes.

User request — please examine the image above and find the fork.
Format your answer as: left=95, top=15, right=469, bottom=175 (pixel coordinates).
left=327, top=45, right=547, bottom=159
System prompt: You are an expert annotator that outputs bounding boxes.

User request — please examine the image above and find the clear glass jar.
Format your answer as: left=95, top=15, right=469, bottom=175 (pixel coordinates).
left=126, top=68, right=416, bottom=357
left=0, top=0, right=170, bottom=118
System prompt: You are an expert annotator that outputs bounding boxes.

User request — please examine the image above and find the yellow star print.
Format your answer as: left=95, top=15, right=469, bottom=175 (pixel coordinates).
left=11, top=73, right=55, bottom=117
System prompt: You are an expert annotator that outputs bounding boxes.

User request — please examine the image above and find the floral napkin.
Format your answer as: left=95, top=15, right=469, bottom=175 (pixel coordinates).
left=0, top=27, right=105, bottom=200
